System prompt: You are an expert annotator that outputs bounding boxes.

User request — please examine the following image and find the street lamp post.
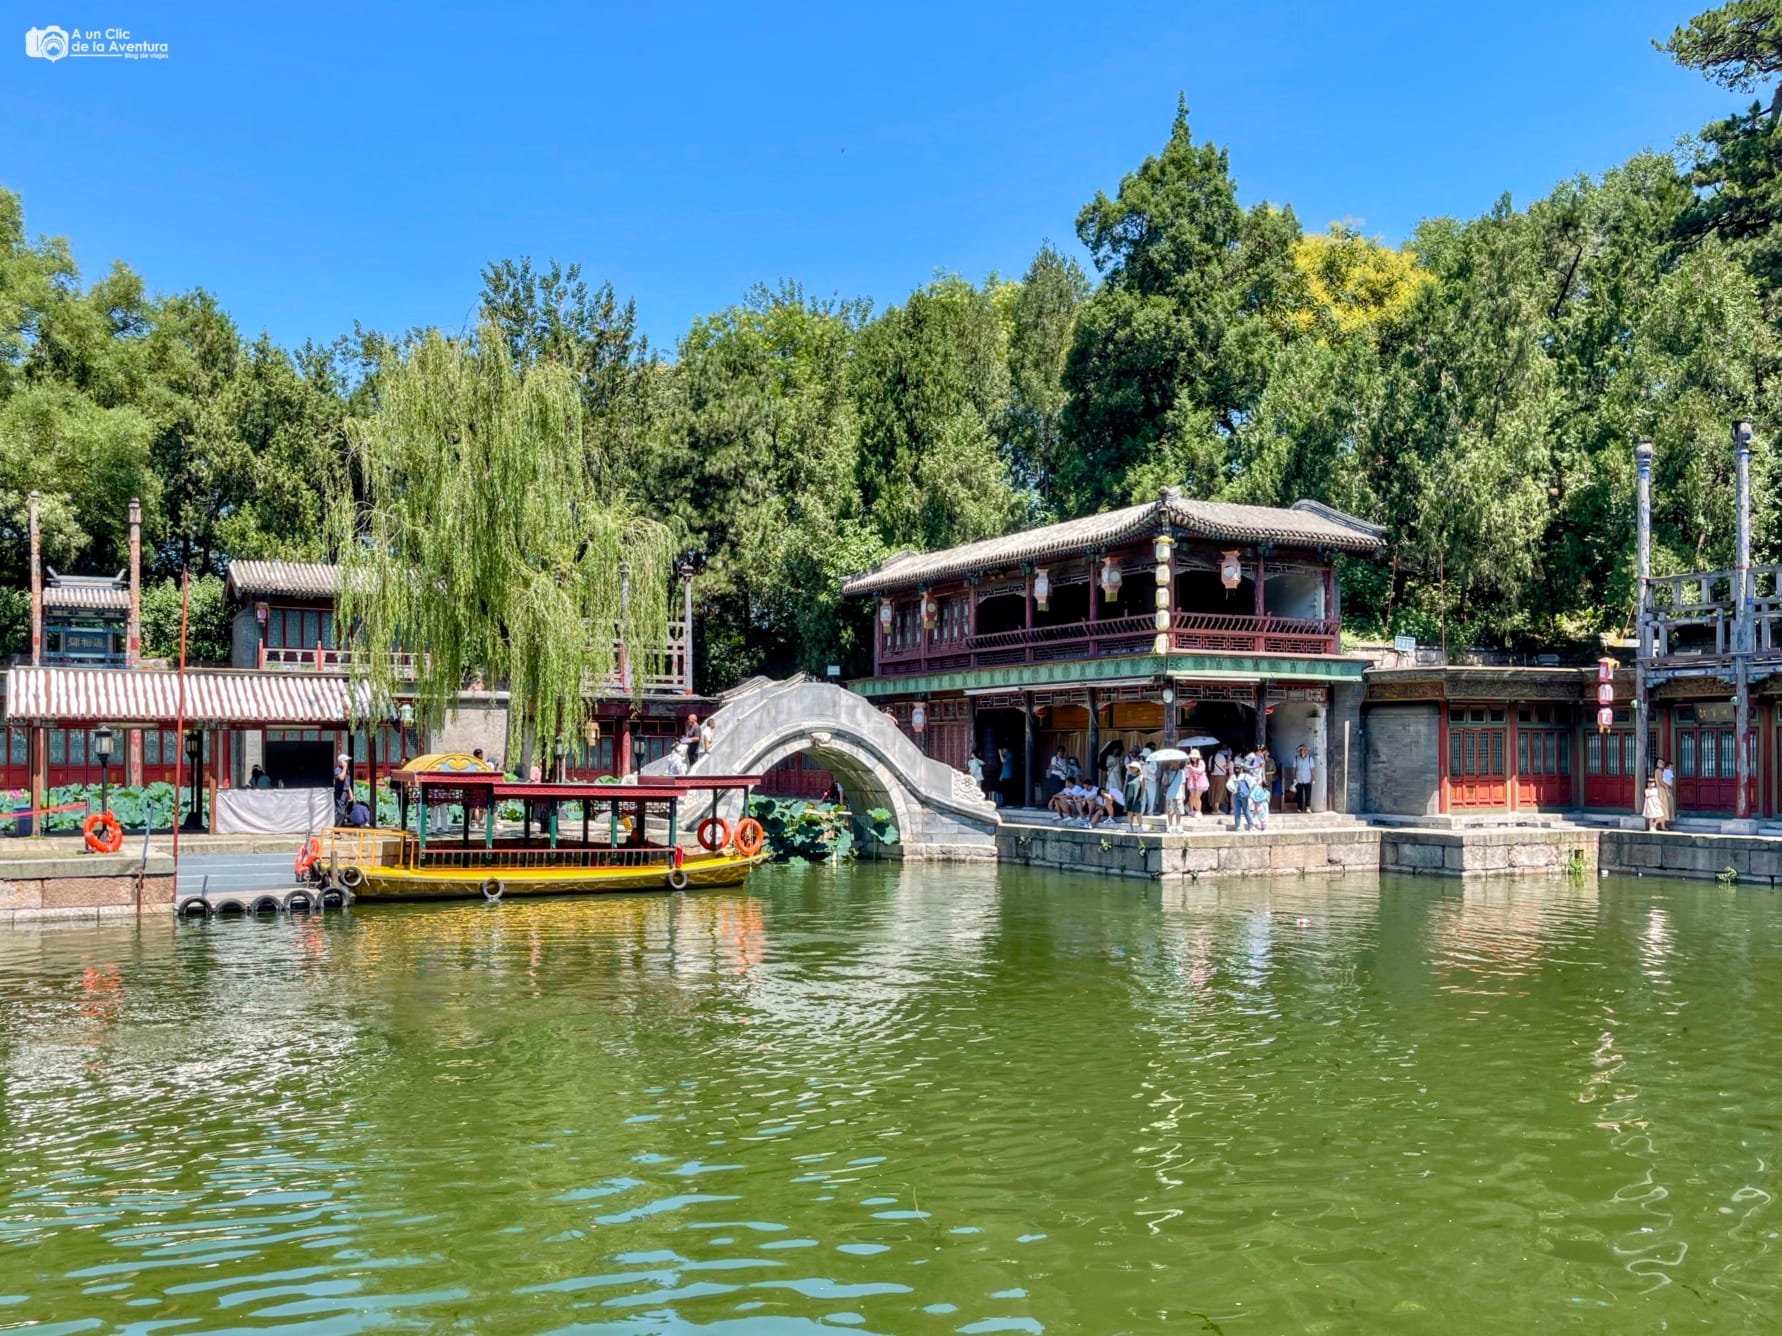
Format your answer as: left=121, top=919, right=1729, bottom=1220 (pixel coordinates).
left=182, top=730, right=204, bottom=831
left=93, top=725, right=114, bottom=815
left=554, top=738, right=569, bottom=783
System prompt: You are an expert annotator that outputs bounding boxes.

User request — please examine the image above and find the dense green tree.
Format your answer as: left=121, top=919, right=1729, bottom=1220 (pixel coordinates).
left=1665, top=2, right=1782, bottom=292
left=140, top=574, right=232, bottom=663
left=1001, top=243, right=1088, bottom=515
left=648, top=283, right=871, bottom=684
left=851, top=274, right=1020, bottom=550
left=1059, top=100, right=1299, bottom=512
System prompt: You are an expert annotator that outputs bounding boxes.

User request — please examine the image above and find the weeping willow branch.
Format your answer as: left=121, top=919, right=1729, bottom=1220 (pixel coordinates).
left=328, top=328, right=673, bottom=757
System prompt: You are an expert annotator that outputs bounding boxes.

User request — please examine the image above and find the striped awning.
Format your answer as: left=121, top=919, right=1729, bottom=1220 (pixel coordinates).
left=5, top=666, right=371, bottom=726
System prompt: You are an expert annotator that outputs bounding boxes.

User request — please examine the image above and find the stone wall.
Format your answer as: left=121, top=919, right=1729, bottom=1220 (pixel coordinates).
left=1602, top=831, right=1782, bottom=884
left=1364, top=702, right=1440, bottom=816
left=1330, top=680, right=1364, bottom=815
left=0, top=853, right=176, bottom=924
left=1380, top=828, right=1598, bottom=877
left=997, top=825, right=1381, bottom=882
left=436, top=691, right=511, bottom=762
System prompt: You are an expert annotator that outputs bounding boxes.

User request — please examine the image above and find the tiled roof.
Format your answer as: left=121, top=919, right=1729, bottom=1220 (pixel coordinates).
left=5, top=666, right=369, bottom=725
left=225, top=560, right=340, bottom=601
left=840, top=490, right=1385, bottom=596
left=43, top=580, right=130, bottom=613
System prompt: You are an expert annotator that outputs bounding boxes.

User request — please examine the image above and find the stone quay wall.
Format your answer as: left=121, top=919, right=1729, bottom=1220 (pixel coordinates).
left=1379, top=828, right=1599, bottom=878
left=0, top=852, right=176, bottom=924
left=997, top=825, right=1382, bottom=882
left=1600, top=831, right=1782, bottom=884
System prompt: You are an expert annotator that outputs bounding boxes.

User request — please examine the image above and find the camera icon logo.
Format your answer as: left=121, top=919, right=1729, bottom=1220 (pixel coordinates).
left=24, top=25, right=69, bottom=61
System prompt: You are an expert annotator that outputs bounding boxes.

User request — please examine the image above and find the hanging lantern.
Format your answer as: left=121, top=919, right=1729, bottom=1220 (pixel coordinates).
left=1220, top=550, right=1243, bottom=590
left=1153, top=533, right=1174, bottom=564
left=1596, top=656, right=1616, bottom=683
left=1596, top=682, right=1614, bottom=705
left=1597, top=706, right=1614, bottom=732
left=911, top=702, right=927, bottom=733
left=1033, top=567, right=1050, bottom=612
left=921, top=593, right=938, bottom=631
left=879, top=598, right=894, bottom=638
left=1155, top=586, right=1171, bottom=611
left=1154, top=632, right=1169, bottom=655
left=1154, top=609, right=1170, bottom=631
left=1099, top=557, right=1122, bottom=603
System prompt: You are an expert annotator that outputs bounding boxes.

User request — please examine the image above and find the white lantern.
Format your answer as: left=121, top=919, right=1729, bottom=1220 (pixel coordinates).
left=1596, top=682, right=1614, bottom=705
left=1033, top=567, right=1050, bottom=612
left=1154, top=563, right=1171, bottom=584
left=1220, top=550, right=1242, bottom=590
left=1100, top=557, right=1122, bottom=603
left=1153, top=533, right=1174, bottom=563
left=879, top=598, right=893, bottom=638
left=1155, top=586, right=1170, bottom=610
left=1154, top=632, right=1169, bottom=655
left=911, top=703, right=927, bottom=732
left=1154, top=609, right=1170, bottom=631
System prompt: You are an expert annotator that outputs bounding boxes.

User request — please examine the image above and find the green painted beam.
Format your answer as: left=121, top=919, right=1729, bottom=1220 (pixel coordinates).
left=848, top=652, right=1366, bottom=698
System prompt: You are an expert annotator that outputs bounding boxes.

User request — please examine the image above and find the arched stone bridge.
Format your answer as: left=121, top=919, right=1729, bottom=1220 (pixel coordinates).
left=642, top=677, right=999, bottom=860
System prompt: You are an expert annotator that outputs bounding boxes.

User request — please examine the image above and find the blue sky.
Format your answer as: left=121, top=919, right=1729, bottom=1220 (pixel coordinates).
left=2, top=0, right=1738, bottom=354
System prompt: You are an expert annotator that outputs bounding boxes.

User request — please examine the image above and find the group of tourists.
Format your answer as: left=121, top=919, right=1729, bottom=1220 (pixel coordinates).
left=966, top=736, right=1317, bottom=833
left=664, top=713, right=717, bottom=777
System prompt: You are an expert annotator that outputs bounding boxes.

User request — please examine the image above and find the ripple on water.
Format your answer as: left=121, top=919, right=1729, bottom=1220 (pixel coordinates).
left=2, top=869, right=1782, bottom=1330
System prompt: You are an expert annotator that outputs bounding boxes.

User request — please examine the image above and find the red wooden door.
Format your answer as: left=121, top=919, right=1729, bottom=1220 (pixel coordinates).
left=1448, top=721, right=1507, bottom=807
left=1515, top=725, right=1573, bottom=807
left=1583, top=728, right=1634, bottom=809
left=1675, top=727, right=1756, bottom=814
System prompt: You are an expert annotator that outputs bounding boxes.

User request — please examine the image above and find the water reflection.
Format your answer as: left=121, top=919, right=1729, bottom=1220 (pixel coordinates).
left=2, top=869, right=1782, bottom=1330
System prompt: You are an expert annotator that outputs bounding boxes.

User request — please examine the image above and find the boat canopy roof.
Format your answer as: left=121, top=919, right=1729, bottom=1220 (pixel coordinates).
left=390, top=771, right=761, bottom=802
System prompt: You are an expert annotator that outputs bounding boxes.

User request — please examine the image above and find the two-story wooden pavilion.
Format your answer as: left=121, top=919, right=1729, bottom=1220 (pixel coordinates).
left=841, top=487, right=1384, bottom=811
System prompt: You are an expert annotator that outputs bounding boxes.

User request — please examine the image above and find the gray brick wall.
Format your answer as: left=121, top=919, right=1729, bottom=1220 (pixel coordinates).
left=1363, top=702, right=1440, bottom=815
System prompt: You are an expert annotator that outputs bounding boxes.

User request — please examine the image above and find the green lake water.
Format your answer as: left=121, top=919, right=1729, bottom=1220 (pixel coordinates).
left=2, top=865, right=1781, bottom=1333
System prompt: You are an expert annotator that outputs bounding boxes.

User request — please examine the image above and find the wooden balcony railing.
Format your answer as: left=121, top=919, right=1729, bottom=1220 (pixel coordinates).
left=1645, top=564, right=1782, bottom=661
left=259, top=621, right=693, bottom=695
left=878, top=611, right=1339, bottom=676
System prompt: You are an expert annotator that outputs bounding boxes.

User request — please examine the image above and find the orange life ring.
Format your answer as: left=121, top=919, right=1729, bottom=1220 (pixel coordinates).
left=294, top=837, right=320, bottom=877
left=733, top=817, right=765, bottom=858
left=82, top=811, right=124, bottom=855
left=696, top=816, right=731, bottom=852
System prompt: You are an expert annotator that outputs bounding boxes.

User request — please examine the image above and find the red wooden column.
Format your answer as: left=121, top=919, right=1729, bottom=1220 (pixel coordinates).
left=1087, top=554, right=1101, bottom=656
left=1437, top=704, right=1451, bottom=814
left=1253, top=553, right=1267, bottom=651
left=1506, top=705, right=1520, bottom=811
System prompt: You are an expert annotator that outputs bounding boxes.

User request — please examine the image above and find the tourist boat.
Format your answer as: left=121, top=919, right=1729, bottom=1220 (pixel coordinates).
left=307, top=755, right=769, bottom=902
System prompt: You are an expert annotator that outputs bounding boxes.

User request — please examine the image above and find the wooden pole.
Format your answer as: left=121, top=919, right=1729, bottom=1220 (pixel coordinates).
left=171, top=572, right=189, bottom=865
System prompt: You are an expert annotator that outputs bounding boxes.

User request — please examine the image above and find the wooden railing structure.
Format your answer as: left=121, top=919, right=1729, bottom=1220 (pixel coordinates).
left=259, top=620, right=693, bottom=694
left=877, top=611, right=1339, bottom=676
left=1645, top=564, right=1782, bottom=662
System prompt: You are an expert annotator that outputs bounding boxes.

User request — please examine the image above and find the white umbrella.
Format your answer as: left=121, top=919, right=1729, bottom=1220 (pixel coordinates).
left=1179, top=735, right=1221, bottom=748
left=1148, top=747, right=1190, bottom=764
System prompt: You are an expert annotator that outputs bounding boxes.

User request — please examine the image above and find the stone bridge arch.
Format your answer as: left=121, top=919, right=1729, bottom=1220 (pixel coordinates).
left=642, top=679, right=999, bottom=861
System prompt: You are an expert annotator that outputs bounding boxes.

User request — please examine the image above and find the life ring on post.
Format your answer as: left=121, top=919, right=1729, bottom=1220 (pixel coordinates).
left=481, top=878, right=503, bottom=902
left=667, top=867, right=689, bottom=891
left=733, top=817, right=765, bottom=858
left=696, top=816, right=731, bottom=852
left=82, top=811, right=124, bottom=855
left=294, top=837, right=321, bottom=877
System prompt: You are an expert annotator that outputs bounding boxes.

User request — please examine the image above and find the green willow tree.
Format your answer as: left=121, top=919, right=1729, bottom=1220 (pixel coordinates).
left=329, top=328, right=675, bottom=755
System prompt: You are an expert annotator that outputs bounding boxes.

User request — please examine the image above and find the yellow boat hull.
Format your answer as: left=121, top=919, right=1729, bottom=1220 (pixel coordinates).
left=346, top=850, right=768, bottom=902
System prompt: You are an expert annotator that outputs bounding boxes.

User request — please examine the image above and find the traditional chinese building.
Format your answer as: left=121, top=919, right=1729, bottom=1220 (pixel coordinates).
left=221, top=559, right=707, bottom=786
left=839, top=487, right=1385, bottom=811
